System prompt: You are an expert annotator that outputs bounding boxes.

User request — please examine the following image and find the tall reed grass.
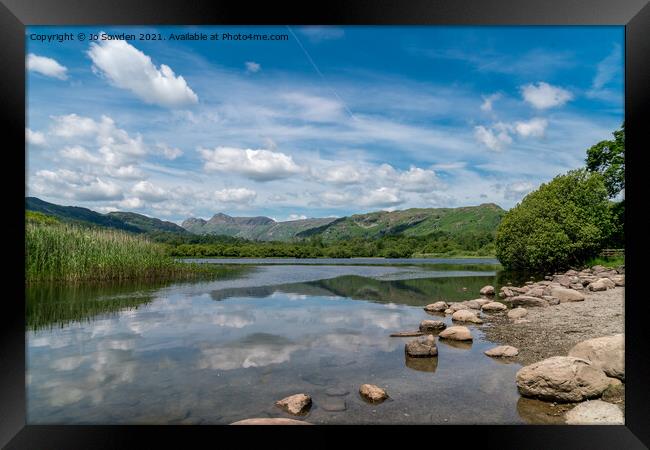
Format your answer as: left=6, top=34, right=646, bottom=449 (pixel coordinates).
left=26, top=223, right=225, bottom=282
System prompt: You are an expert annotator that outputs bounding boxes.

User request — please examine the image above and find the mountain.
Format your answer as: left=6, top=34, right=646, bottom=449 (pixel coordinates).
left=182, top=204, right=505, bottom=242
left=298, top=204, right=505, bottom=242
left=181, top=213, right=337, bottom=241
left=26, top=197, right=189, bottom=235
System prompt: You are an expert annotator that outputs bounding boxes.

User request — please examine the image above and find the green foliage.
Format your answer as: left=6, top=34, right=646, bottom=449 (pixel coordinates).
left=26, top=222, right=237, bottom=282
left=584, top=255, right=624, bottom=269
left=26, top=210, right=59, bottom=225
left=495, top=169, right=612, bottom=271
left=586, top=123, right=625, bottom=198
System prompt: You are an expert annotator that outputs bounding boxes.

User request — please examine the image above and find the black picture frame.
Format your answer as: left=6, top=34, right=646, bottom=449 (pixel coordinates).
left=2, top=0, right=649, bottom=447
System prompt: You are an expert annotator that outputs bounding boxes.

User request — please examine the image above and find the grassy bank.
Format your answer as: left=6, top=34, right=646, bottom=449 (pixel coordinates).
left=583, top=255, right=625, bottom=269
left=26, top=223, right=239, bottom=283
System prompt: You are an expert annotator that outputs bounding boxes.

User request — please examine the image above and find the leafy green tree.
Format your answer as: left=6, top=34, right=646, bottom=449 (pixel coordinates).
left=586, top=123, right=625, bottom=198
left=495, top=169, right=611, bottom=271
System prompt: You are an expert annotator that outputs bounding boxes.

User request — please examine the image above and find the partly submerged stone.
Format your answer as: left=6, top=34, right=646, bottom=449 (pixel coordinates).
left=451, top=309, right=483, bottom=324
left=485, top=345, right=519, bottom=357
left=405, top=334, right=438, bottom=357
left=438, top=325, right=473, bottom=341
left=481, top=301, right=507, bottom=312
left=359, top=384, right=388, bottom=403
left=424, top=301, right=448, bottom=312
left=275, top=393, right=312, bottom=415
left=419, top=320, right=447, bottom=333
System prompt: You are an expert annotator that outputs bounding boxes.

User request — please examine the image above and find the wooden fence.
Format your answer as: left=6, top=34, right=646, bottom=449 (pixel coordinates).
left=599, top=248, right=624, bottom=258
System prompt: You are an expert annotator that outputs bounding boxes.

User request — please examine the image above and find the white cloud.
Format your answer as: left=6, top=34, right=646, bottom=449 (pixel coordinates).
left=282, top=92, right=344, bottom=122
left=514, top=118, right=548, bottom=138
left=284, top=214, right=307, bottom=221
left=199, top=146, right=303, bottom=181
left=245, top=61, right=261, bottom=73
left=31, top=169, right=123, bottom=201
left=117, top=197, right=144, bottom=209
left=213, top=188, right=257, bottom=204
left=27, top=53, right=68, bottom=80
left=521, top=82, right=573, bottom=109
left=480, top=93, right=501, bottom=112
left=396, top=166, right=439, bottom=193
left=131, top=181, right=167, bottom=202
left=26, top=128, right=46, bottom=145
left=593, top=45, right=621, bottom=90
left=60, top=145, right=102, bottom=164
left=360, top=187, right=404, bottom=208
left=502, top=181, right=535, bottom=200
left=474, top=125, right=512, bottom=151
left=87, top=38, right=198, bottom=108
left=319, top=165, right=363, bottom=185
left=298, top=26, right=345, bottom=42
left=156, top=143, right=183, bottom=160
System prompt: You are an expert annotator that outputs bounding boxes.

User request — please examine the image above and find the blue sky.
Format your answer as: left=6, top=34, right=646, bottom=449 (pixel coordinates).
left=25, top=26, right=624, bottom=223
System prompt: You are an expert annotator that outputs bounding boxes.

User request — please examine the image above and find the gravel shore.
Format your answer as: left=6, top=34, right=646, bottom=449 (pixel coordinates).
left=481, top=286, right=624, bottom=367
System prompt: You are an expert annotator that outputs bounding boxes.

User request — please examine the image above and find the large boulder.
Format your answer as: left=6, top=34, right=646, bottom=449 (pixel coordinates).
left=464, top=300, right=483, bottom=310
left=424, top=301, right=448, bottom=312
left=405, top=334, right=438, bottom=357
left=452, top=309, right=483, bottom=324
left=550, top=287, right=585, bottom=303
left=480, top=285, right=495, bottom=296
left=419, top=320, right=447, bottom=333
left=359, top=384, right=388, bottom=403
left=516, top=356, right=610, bottom=402
left=568, top=334, right=624, bottom=381
left=438, top=326, right=473, bottom=341
left=275, top=393, right=312, bottom=415
left=610, top=275, right=625, bottom=286
left=447, top=302, right=472, bottom=313
left=565, top=400, right=624, bottom=425
left=500, top=287, right=515, bottom=297
left=507, top=307, right=528, bottom=320
left=481, top=301, right=507, bottom=312
left=588, top=278, right=616, bottom=292
left=485, top=345, right=519, bottom=357
left=511, top=296, right=549, bottom=308
left=231, top=418, right=312, bottom=425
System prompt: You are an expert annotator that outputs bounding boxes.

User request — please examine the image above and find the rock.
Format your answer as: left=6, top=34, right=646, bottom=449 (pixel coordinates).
left=419, top=320, right=447, bottom=333
left=275, top=393, right=312, bottom=415
left=231, top=418, right=312, bottom=425
left=592, top=265, right=608, bottom=273
left=473, top=298, right=492, bottom=306
left=569, top=283, right=584, bottom=291
left=568, top=334, right=624, bottom=381
left=447, top=302, right=471, bottom=312
left=498, top=292, right=506, bottom=298
left=565, top=400, right=624, bottom=425
left=444, top=308, right=453, bottom=315
left=438, top=325, right=473, bottom=341
left=511, top=295, right=549, bottom=308
left=588, top=280, right=607, bottom=291
left=553, top=275, right=573, bottom=287
left=359, top=384, right=388, bottom=403
left=565, top=269, right=578, bottom=276
left=464, top=300, right=482, bottom=310
left=516, top=356, right=610, bottom=402
left=481, top=301, right=507, bottom=312
left=601, top=381, right=625, bottom=404
left=550, top=287, right=585, bottom=303
left=321, top=398, right=347, bottom=412
left=390, top=331, right=425, bottom=337
left=424, top=301, right=448, bottom=312
left=510, top=286, right=530, bottom=294
left=526, top=287, right=545, bottom=298
left=598, top=278, right=616, bottom=289
left=452, top=309, right=483, bottom=324
left=542, top=296, right=560, bottom=305
left=500, top=287, right=515, bottom=297
left=480, top=285, right=495, bottom=295
left=485, top=345, right=519, bottom=357
left=507, top=307, right=528, bottom=320
left=405, top=334, right=438, bottom=357
left=611, top=275, right=625, bottom=286
left=325, top=387, right=349, bottom=397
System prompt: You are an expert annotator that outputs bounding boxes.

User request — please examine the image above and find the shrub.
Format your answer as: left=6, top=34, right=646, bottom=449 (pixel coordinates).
left=495, top=169, right=611, bottom=271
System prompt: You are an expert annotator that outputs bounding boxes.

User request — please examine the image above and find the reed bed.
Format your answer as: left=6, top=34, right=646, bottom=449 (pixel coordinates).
left=26, top=223, right=226, bottom=282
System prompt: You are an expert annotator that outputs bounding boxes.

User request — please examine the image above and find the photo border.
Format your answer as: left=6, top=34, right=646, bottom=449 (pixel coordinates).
left=2, top=0, right=649, bottom=447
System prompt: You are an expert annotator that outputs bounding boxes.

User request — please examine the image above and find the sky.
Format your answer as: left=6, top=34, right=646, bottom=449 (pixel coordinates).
left=25, top=26, right=624, bottom=224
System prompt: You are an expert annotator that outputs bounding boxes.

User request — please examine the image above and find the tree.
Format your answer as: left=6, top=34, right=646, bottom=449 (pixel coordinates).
left=586, top=123, right=625, bottom=198
left=495, top=169, right=611, bottom=271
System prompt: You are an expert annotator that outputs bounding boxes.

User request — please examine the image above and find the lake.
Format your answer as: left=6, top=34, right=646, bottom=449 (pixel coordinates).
left=26, top=259, right=546, bottom=424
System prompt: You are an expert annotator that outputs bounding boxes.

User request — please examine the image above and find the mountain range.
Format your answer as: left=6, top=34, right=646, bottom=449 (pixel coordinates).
left=26, top=196, right=505, bottom=242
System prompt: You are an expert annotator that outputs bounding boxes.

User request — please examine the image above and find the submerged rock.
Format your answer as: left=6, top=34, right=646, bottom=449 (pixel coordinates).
left=359, top=384, right=388, bottom=403
left=485, top=345, right=519, bottom=357
left=390, top=330, right=425, bottom=337
left=480, top=285, right=495, bottom=296
left=275, top=393, right=312, bottom=415
left=405, top=334, right=438, bottom=357
left=565, top=400, right=624, bottom=425
left=424, top=301, right=448, bottom=312
left=231, top=418, right=312, bottom=425
left=405, top=354, right=438, bottom=372
left=438, top=325, right=473, bottom=341
left=325, top=387, right=350, bottom=397
left=568, top=334, right=624, bottom=381
left=516, top=356, right=610, bottom=402
left=321, top=398, right=347, bottom=412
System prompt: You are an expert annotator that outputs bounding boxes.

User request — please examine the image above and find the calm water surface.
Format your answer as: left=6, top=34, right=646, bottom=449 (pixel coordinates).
left=27, top=260, right=541, bottom=424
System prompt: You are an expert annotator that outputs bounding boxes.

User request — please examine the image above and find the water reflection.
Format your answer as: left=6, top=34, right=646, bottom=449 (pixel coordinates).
left=404, top=355, right=438, bottom=373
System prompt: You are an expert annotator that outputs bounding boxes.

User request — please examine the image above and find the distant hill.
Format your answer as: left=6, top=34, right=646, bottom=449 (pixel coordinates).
left=25, top=197, right=189, bottom=235
left=298, top=204, right=506, bottom=242
left=181, top=213, right=337, bottom=241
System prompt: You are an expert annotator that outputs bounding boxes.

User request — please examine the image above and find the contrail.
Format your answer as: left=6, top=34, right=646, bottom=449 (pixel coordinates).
left=286, top=25, right=356, bottom=121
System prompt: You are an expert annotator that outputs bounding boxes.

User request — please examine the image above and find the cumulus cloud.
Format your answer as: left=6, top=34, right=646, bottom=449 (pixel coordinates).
left=87, top=38, right=198, bottom=108
left=474, top=125, right=512, bottom=151
left=514, top=118, right=548, bottom=137
left=27, top=53, right=68, bottom=80
left=319, top=165, right=364, bottom=185
left=360, top=187, right=404, bottom=208
left=503, top=181, right=535, bottom=200
left=213, top=188, right=257, bottom=204
left=26, top=128, right=46, bottom=145
left=245, top=61, right=261, bottom=73
left=131, top=181, right=167, bottom=202
left=156, top=143, right=183, bottom=160
left=199, top=146, right=303, bottom=181
left=32, top=169, right=123, bottom=201
left=521, top=82, right=573, bottom=109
